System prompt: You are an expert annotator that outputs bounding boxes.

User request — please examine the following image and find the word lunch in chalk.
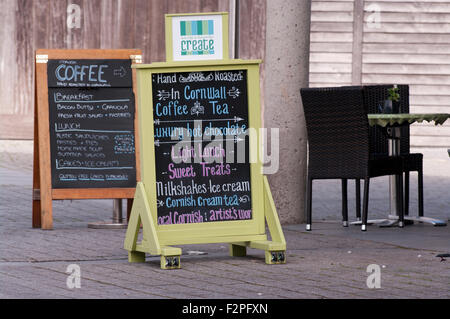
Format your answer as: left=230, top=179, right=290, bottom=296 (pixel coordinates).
left=171, top=143, right=225, bottom=162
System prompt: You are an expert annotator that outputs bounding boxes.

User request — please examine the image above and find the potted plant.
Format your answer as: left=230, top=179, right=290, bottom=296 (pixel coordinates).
left=387, top=86, right=400, bottom=113
left=379, top=86, right=400, bottom=113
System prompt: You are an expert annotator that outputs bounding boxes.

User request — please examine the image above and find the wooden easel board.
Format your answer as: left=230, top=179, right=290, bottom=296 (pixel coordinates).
left=33, top=49, right=142, bottom=229
left=132, top=60, right=265, bottom=245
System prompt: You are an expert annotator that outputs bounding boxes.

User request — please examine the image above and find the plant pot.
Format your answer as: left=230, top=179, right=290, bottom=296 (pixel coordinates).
left=378, top=100, right=392, bottom=114
left=378, top=100, right=400, bottom=114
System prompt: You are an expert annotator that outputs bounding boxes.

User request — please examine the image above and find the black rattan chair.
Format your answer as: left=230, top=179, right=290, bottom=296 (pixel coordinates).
left=358, top=85, right=424, bottom=219
left=301, top=86, right=405, bottom=231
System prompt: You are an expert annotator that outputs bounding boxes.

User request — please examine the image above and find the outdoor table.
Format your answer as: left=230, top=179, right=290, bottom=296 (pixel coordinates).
left=353, top=113, right=450, bottom=227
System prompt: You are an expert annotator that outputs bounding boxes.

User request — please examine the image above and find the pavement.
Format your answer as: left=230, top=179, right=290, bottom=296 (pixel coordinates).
left=0, top=140, right=449, bottom=299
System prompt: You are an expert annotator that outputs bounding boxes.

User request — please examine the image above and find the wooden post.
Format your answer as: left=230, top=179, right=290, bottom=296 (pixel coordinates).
left=32, top=66, right=42, bottom=228
left=352, top=0, right=364, bottom=85
left=35, top=56, right=53, bottom=230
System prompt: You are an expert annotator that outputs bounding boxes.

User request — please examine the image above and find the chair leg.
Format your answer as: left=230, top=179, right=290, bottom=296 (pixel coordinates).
left=361, top=177, right=370, bottom=231
left=397, top=174, right=404, bottom=228
left=418, top=168, right=424, bottom=217
left=404, top=172, right=409, bottom=216
left=341, top=179, right=348, bottom=227
left=306, top=177, right=313, bottom=231
left=355, top=179, right=361, bottom=221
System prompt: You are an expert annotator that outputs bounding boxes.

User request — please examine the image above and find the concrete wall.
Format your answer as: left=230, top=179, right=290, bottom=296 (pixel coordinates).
left=264, top=0, right=311, bottom=223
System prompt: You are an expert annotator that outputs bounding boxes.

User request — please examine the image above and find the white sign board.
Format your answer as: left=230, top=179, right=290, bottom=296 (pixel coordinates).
left=166, top=13, right=228, bottom=62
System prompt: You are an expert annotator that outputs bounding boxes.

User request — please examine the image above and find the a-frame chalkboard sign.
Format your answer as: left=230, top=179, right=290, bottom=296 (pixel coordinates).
left=124, top=59, right=286, bottom=269
left=33, top=49, right=142, bottom=229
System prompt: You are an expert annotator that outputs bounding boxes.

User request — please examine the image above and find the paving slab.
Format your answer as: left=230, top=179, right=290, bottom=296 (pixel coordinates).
left=1, top=141, right=449, bottom=299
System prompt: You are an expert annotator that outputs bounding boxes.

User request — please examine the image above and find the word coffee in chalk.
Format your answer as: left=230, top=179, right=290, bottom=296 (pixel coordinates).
left=47, top=59, right=132, bottom=88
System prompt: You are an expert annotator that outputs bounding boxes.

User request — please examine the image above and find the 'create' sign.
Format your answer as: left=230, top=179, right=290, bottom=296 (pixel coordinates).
left=165, top=13, right=228, bottom=62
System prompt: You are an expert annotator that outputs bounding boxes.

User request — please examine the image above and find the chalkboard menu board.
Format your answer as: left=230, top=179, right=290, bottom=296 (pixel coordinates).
left=151, top=70, right=252, bottom=225
left=47, top=59, right=136, bottom=189
left=33, top=49, right=142, bottom=230
left=126, top=60, right=286, bottom=268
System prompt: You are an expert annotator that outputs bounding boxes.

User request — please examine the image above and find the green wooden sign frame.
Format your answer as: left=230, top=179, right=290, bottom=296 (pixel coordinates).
left=124, top=59, right=286, bottom=269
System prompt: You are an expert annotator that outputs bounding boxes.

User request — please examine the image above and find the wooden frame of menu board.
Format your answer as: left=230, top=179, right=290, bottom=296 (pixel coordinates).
left=124, top=59, right=286, bottom=269
left=33, top=49, right=142, bottom=230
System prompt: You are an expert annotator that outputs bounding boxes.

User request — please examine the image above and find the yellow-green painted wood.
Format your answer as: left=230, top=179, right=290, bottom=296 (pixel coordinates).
left=133, top=59, right=261, bottom=69
left=249, top=240, right=286, bottom=251
left=128, top=251, right=146, bottom=263
left=160, top=234, right=267, bottom=246
left=165, top=12, right=230, bottom=18
left=124, top=183, right=143, bottom=251
left=161, top=246, right=182, bottom=256
left=229, top=244, right=247, bottom=257
left=263, top=176, right=286, bottom=247
left=123, top=207, right=140, bottom=251
left=124, top=182, right=161, bottom=255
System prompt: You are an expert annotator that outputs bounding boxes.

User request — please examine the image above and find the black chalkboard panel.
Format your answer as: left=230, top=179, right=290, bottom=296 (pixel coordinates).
left=151, top=70, right=252, bottom=225
left=47, top=60, right=136, bottom=189
left=47, top=59, right=132, bottom=88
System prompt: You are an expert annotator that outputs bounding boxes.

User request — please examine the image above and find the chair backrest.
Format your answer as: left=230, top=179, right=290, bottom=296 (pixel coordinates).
left=300, top=86, right=370, bottom=179
left=362, top=84, right=410, bottom=155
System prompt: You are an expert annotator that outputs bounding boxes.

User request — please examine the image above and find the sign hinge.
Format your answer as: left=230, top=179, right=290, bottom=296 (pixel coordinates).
left=36, top=54, right=48, bottom=63
left=130, top=55, right=142, bottom=64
